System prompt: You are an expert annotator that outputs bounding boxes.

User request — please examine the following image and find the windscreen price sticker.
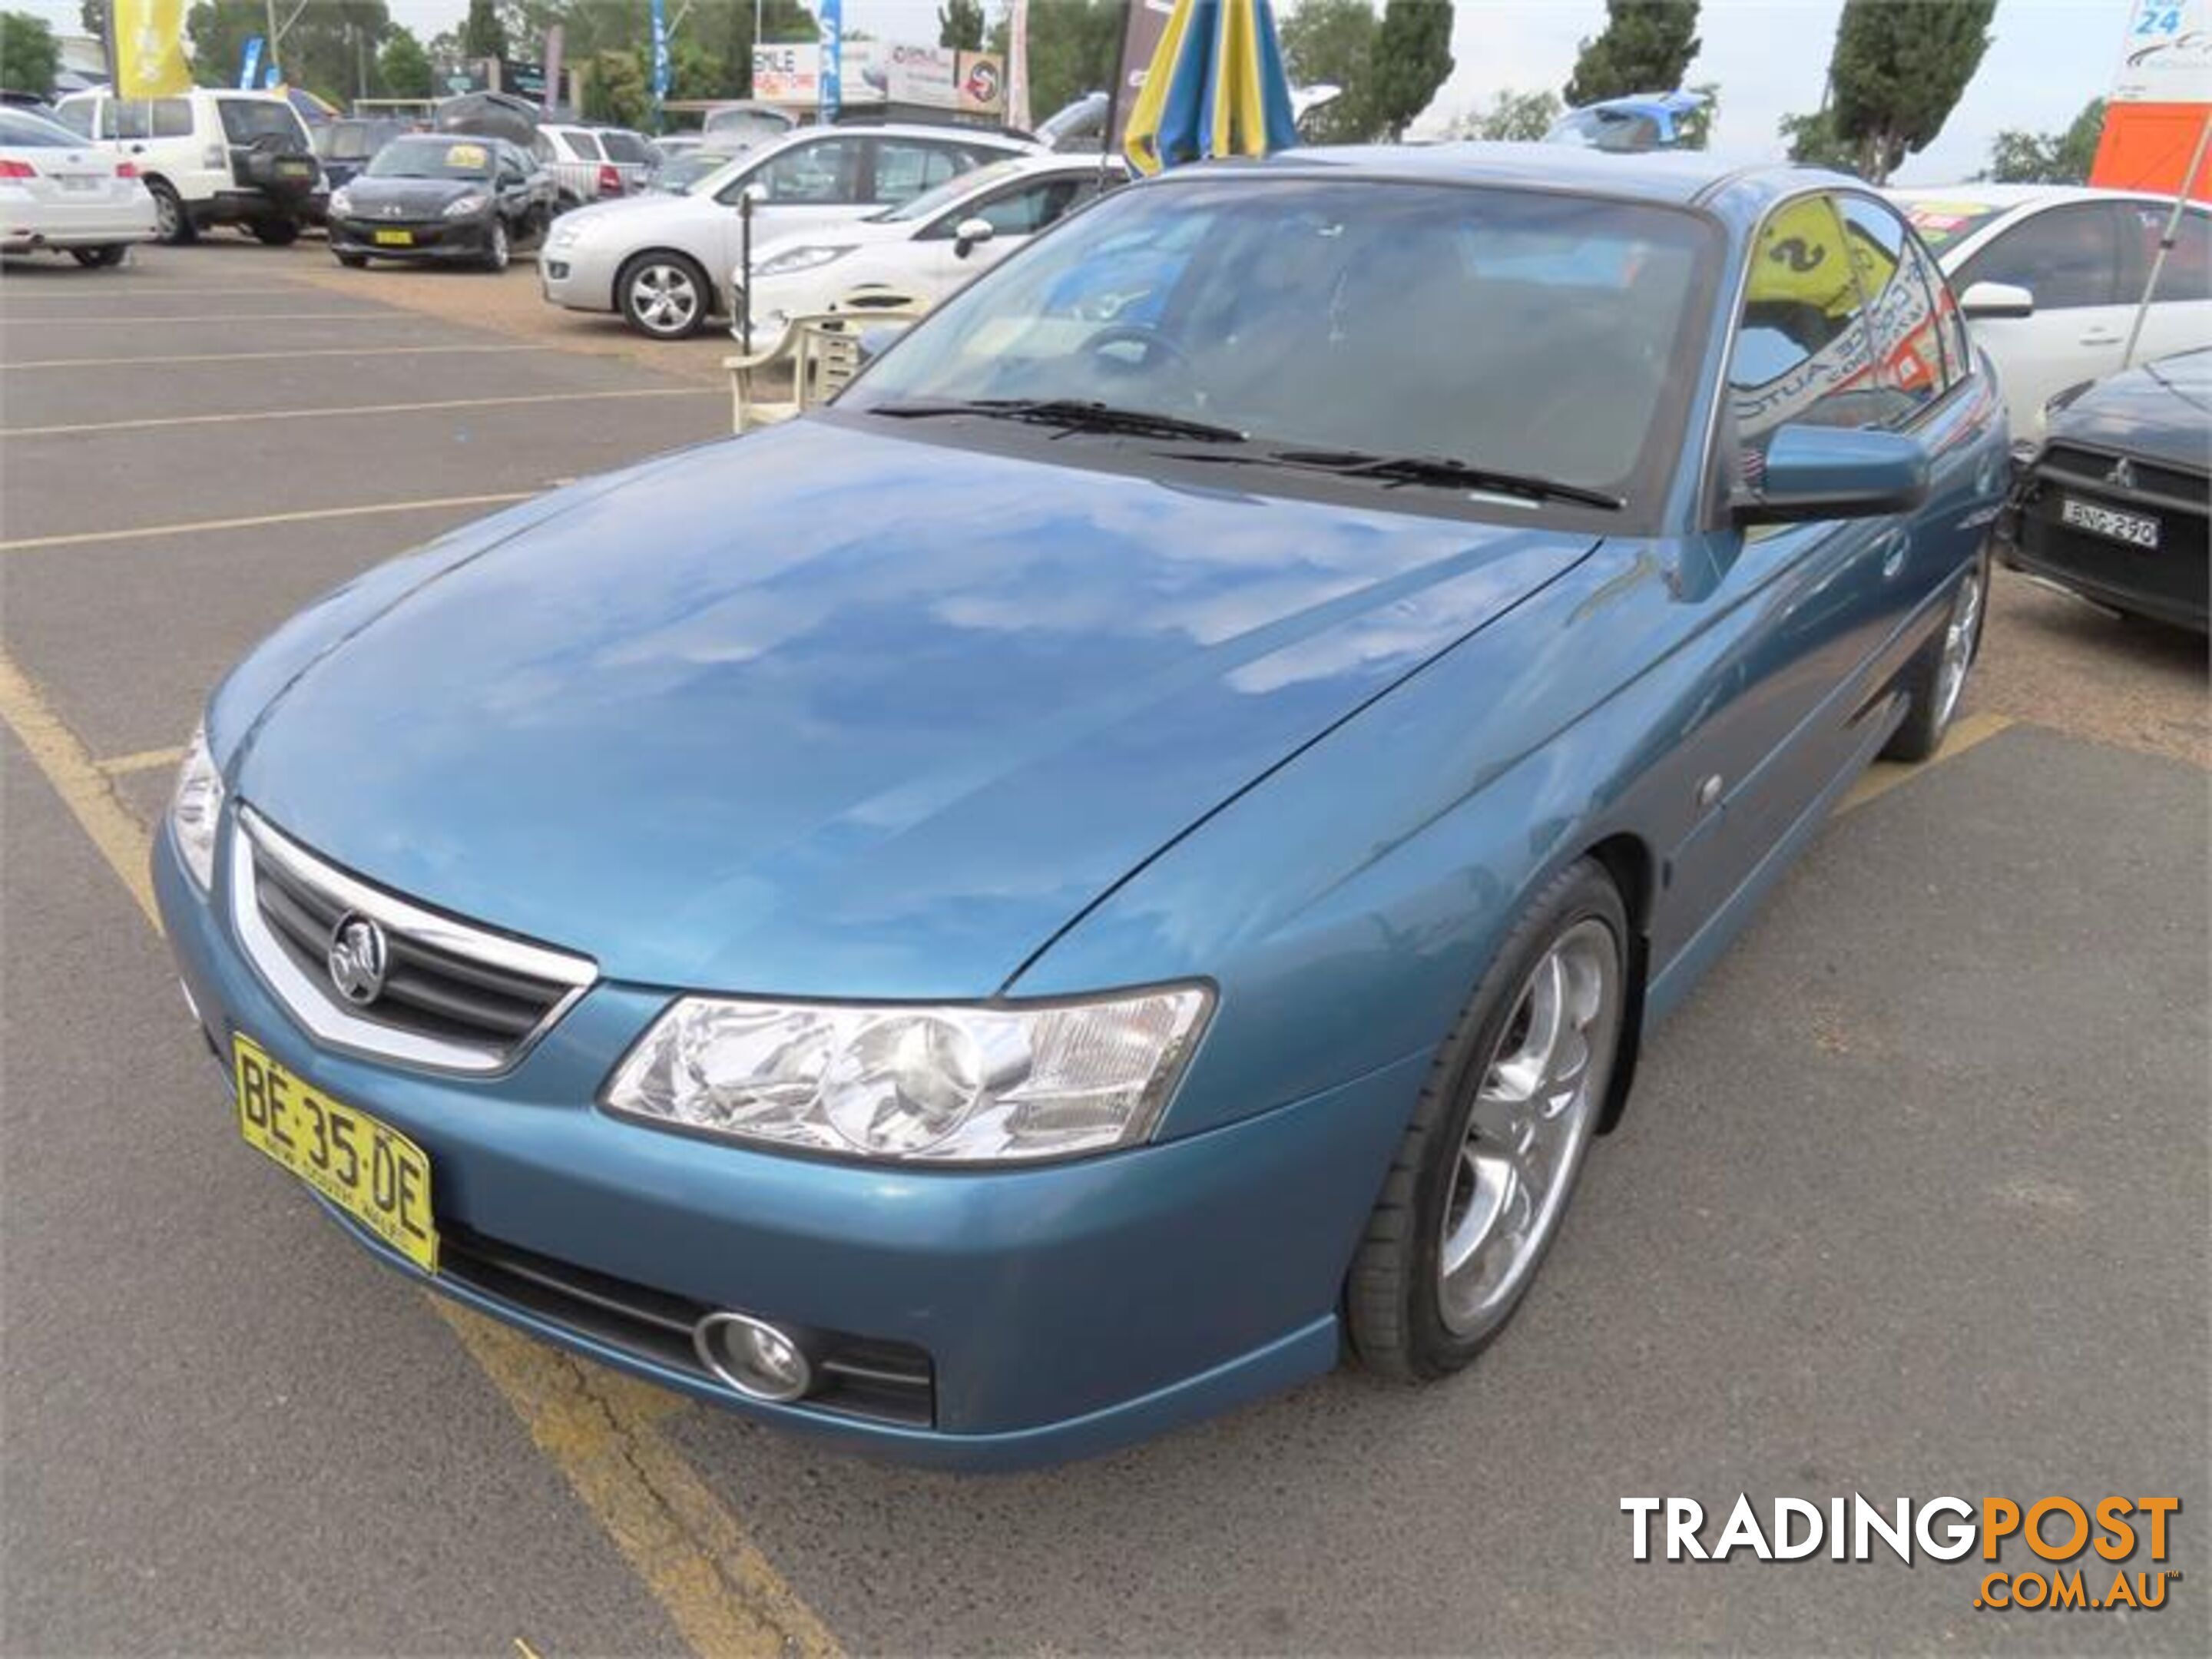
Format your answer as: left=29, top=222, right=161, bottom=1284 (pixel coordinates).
left=1624, top=1495, right=2181, bottom=1614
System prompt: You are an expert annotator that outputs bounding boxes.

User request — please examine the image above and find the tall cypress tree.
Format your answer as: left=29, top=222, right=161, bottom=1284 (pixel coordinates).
left=1826, top=0, right=1996, bottom=183
left=1366, top=0, right=1454, bottom=141
left=1564, top=0, right=1701, bottom=108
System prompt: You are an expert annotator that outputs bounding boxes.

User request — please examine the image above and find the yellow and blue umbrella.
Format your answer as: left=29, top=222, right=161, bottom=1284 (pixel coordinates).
left=1124, top=0, right=1299, bottom=177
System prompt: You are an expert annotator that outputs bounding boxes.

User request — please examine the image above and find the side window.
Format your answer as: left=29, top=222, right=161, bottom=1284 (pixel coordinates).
left=152, top=98, right=192, bottom=138
left=752, top=137, right=861, bottom=204
left=1956, top=204, right=2127, bottom=309
left=110, top=101, right=149, bottom=140
left=2144, top=205, right=2211, bottom=304
left=55, top=99, right=93, bottom=136
left=872, top=140, right=959, bottom=206
left=599, top=131, right=650, bottom=164
left=1836, top=194, right=1948, bottom=423
left=564, top=131, right=604, bottom=161
left=1729, top=194, right=1882, bottom=476
left=969, top=177, right=1082, bottom=237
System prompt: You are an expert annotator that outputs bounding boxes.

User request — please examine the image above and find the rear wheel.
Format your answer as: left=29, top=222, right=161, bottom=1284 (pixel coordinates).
left=70, top=245, right=128, bottom=267
left=619, top=251, right=710, bottom=339
left=1347, top=859, right=1628, bottom=1379
left=147, top=179, right=193, bottom=244
left=1884, top=555, right=1988, bottom=763
left=250, top=218, right=301, bottom=247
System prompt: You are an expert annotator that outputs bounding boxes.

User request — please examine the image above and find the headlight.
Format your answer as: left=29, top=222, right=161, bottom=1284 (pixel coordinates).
left=755, top=243, right=855, bottom=276
left=443, top=192, right=491, bottom=218
left=168, top=723, right=224, bottom=891
left=604, top=986, right=1211, bottom=1164
left=548, top=220, right=581, bottom=249
left=328, top=187, right=353, bottom=217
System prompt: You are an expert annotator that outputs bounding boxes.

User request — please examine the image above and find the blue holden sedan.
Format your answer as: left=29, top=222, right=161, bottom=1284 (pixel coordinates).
left=157, top=147, right=2008, bottom=1469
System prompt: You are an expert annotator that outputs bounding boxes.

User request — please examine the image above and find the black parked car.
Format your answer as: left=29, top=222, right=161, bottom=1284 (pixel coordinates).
left=2009, top=349, right=2210, bottom=634
left=326, top=134, right=556, bottom=272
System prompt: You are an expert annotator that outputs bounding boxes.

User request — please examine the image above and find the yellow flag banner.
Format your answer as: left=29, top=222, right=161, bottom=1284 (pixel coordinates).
left=113, top=0, right=194, bottom=98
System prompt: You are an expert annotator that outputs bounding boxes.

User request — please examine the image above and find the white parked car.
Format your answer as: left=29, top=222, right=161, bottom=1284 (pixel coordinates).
left=1892, top=184, right=2212, bottom=441
left=52, top=85, right=323, bottom=244
left=539, top=122, right=1035, bottom=339
left=0, top=104, right=157, bottom=264
left=741, top=154, right=1125, bottom=337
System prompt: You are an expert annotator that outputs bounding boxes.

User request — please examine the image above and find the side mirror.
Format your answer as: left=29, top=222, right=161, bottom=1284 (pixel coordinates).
left=952, top=216, right=995, bottom=258
left=1958, top=279, right=2034, bottom=321
left=1734, top=425, right=1931, bottom=525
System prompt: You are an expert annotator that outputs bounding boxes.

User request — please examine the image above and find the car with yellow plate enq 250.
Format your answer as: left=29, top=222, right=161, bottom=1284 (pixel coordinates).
left=326, top=133, right=555, bottom=272
left=156, top=146, right=2007, bottom=1469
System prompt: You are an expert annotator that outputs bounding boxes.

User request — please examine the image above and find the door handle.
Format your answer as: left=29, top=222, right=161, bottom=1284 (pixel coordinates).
left=2079, top=327, right=2123, bottom=346
left=1875, top=528, right=1909, bottom=581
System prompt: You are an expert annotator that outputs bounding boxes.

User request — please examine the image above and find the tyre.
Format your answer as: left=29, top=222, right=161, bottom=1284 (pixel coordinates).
left=70, top=246, right=127, bottom=267
left=482, top=218, right=510, bottom=273
left=1346, top=859, right=1629, bottom=1379
left=1883, top=553, right=1988, bottom=763
left=250, top=218, right=301, bottom=247
left=147, top=179, right=193, bottom=244
left=619, top=251, right=710, bottom=339
left=334, top=251, right=369, bottom=268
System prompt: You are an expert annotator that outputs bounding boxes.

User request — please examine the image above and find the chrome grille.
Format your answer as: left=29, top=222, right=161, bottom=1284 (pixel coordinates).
left=231, top=808, right=595, bottom=1073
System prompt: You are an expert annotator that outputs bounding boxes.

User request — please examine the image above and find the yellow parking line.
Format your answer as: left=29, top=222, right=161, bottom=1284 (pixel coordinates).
left=0, top=641, right=843, bottom=1659
left=2, top=344, right=549, bottom=370
left=0, top=493, right=535, bottom=553
left=96, top=744, right=186, bottom=777
left=0, top=312, right=408, bottom=325
left=7, top=386, right=717, bottom=439
left=1839, top=710, right=2015, bottom=816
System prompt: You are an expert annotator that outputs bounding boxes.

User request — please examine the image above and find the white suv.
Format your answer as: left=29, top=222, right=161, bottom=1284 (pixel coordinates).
left=54, top=88, right=323, bottom=245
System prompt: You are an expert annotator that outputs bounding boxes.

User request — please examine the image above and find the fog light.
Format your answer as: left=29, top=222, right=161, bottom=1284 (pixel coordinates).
left=694, top=1311, right=813, bottom=1402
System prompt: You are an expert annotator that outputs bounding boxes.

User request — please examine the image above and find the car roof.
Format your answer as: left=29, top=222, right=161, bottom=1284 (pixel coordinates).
left=1198, top=141, right=1835, bottom=207
left=1886, top=181, right=2186, bottom=209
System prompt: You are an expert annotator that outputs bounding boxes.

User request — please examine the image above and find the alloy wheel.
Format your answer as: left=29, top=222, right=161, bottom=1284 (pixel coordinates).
left=487, top=221, right=509, bottom=272
left=629, top=263, right=700, bottom=336
left=1438, top=918, right=1621, bottom=1338
left=152, top=188, right=180, bottom=241
left=1933, top=568, right=1984, bottom=733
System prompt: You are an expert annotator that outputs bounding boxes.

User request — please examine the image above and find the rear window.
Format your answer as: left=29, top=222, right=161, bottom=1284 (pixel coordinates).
left=55, top=99, right=93, bottom=136
left=598, top=131, right=651, bottom=164
left=561, top=130, right=604, bottom=161
left=218, top=98, right=306, bottom=147
left=1896, top=198, right=2006, bottom=253
left=0, top=108, right=85, bottom=147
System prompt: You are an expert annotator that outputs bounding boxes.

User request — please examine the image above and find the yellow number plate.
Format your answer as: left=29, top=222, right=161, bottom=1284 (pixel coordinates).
left=234, top=1034, right=439, bottom=1273
left=373, top=228, right=414, bottom=246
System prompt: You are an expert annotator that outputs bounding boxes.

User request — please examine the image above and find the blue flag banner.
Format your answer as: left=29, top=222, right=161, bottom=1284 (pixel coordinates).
left=238, top=35, right=264, bottom=90
left=650, top=0, right=671, bottom=101
left=819, top=0, right=843, bottom=122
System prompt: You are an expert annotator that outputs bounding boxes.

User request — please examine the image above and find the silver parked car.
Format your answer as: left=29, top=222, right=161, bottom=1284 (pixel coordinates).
left=538, top=121, right=1035, bottom=338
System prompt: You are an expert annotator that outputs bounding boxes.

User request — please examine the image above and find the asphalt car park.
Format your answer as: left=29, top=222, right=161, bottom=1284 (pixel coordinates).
left=2, top=240, right=2207, bottom=1654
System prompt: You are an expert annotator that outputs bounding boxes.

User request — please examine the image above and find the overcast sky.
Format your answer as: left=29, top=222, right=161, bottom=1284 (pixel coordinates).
left=29, top=0, right=2133, bottom=183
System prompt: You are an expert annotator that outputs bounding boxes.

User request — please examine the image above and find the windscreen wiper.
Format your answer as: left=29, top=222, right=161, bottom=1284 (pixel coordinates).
left=1265, top=449, right=1626, bottom=511
left=867, top=397, right=1248, bottom=444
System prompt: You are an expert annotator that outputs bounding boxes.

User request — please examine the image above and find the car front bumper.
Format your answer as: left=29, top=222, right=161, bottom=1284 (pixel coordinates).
left=154, top=814, right=1421, bottom=1469
left=538, top=241, right=618, bottom=312
left=330, top=214, right=500, bottom=260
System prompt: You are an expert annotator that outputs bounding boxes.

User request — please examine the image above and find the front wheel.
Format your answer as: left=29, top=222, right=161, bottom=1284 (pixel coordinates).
left=619, top=251, right=710, bottom=339
left=1884, top=555, right=1988, bottom=763
left=480, top=218, right=511, bottom=272
left=1346, top=859, right=1629, bottom=1379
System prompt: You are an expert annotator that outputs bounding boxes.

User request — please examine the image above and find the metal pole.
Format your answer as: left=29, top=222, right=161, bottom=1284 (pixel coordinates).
left=738, top=188, right=753, bottom=352
left=2121, top=108, right=2212, bottom=369
left=264, top=0, right=280, bottom=82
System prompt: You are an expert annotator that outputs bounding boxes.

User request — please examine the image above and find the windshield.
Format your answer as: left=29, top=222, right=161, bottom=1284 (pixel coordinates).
left=848, top=177, right=1718, bottom=509
left=368, top=137, right=496, bottom=180
left=875, top=157, right=1025, bottom=223
left=1895, top=198, right=2007, bottom=253
left=218, top=98, right=306, bottom=146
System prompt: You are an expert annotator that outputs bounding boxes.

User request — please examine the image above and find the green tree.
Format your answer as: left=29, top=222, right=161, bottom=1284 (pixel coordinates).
left=1280, top=0, right=1379, bottom=142
left=939, top=0, right=985, bottom=51
left=462, top=0, right=509, bottom=61
left=1565, top=0, right=1700, bottom=108
left=1675, top=78, right=1717, bottom=149
left=379, top=27, right=435, bottom=98
left=0, top=8, right=58, bottom=97
left=1985, top=97, right=2106, bottom=184
left=990, top=0, right=1119, bottom=126
left=78, top=0, right=103, bottom=48
left=580, top=45, right=647, bottom=124
left=187, top=0, right=392, bottom=99
left=1444, top=87, right=1560, bottom=142
left=1826, top=0, right=1995, bottom=184
left=1777, top=106, right=1860, bottom=173
left=1366, top=0, right=1452, bottom=140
